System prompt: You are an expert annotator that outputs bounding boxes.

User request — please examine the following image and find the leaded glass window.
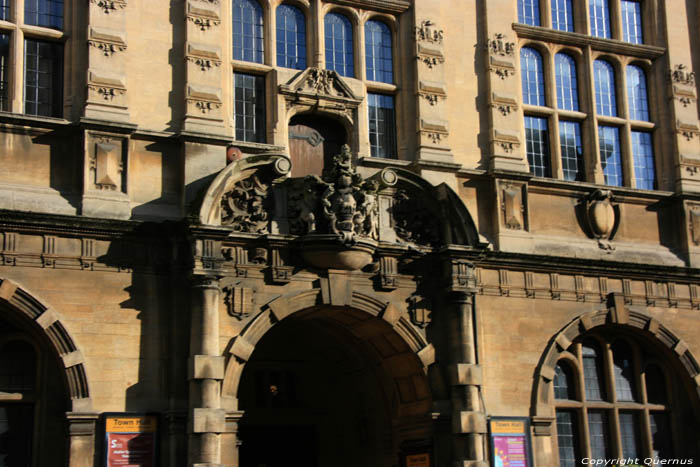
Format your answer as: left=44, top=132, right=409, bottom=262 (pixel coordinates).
left=599, top=125, right=622, bottom=186
left=594, top=60, right=617, bottom=117
left=24, top=39, right=63, bottom=117
left=556, top=411, right=578, bottom=467
left=234, top=73, right=266, bottom=143
left=589, top=0, right=611, bottom=38
left=324, top=12, right=353, bottom=77
left=627, top=65, right=649, bottom=121
left=368, top=93, right=396, bottom=159
left=518, top=0, right=540, bottom=26
left=521, top=47, right=545, bottom=106
left=525, top=116, right=550, bottom=177
left=24, top=0, right=63, bottom=30
left=554, top=363, right=576, bottom=400
left=276, top=4, right=306, bottom=70
left=365, top=20, right=392, bottom=83
left=0, top=34, right=8, bottom=112
left=612, top=341, right=637, bottom=401
left=233, top=0, right=264, bottom=64
left=582, top=341, right=605, bottom=401
left=560, top=121, right=583, bottom=181
left=631, top=131, right=655, bottom=190
left=0, top=0, right=8, bottom=21
left=587, top=411, right=609, bottom=462
left=551, top=0, right=574, bottom=32
left=555, top=53, right=578, bottom=111
left=621, top=0, right=643, bottom=44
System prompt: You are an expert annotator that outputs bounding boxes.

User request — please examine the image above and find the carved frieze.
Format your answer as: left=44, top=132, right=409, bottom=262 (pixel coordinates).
left=90, top=0, right=127, bottom=14
left=279, top=68, right=361, bottom=123
left=221, top=176, right=271, bottom=234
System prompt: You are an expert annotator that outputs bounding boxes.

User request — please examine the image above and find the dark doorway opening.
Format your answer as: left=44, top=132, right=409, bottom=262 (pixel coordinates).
left=288, top=114, right=347, bottom=178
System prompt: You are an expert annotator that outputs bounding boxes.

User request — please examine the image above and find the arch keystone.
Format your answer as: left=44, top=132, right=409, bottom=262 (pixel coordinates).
left=381, top=302, right=401, bottom=326
left=230, top=335, right=255, bottom=362
left=35, top=308, right=59, bottom=329
left=417, top=343, right=436, bottom=367
left=61, top=350, right=85, bottom=368
left=0, top=278, right=17, bottom=300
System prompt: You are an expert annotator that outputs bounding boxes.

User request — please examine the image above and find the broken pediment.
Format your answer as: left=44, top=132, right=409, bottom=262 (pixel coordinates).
left=279, top=68, right=361, bottom=106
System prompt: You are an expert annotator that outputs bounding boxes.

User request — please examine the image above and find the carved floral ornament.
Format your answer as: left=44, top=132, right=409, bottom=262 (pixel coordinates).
left=90, top=0, right=127, bottom=14
left=671, top=64, right=696, bottom=86
left=487, top=33, right=515, bottom=57
left=415, top=20, right=443, bottom=44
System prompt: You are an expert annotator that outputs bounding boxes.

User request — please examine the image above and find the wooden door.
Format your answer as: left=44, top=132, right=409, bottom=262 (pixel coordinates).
left=288, top=115, right=346, bottom=178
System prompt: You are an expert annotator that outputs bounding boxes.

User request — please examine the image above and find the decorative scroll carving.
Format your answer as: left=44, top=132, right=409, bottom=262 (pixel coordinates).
left=487, top=34, right=516, bottom=80
left=90, top=0, right=127, bottom=14
left=418, top=80, right=446, bottom=106
left=415, top=20, right=443, bottom=44
left=671, top=64, right=696, bottom=86
left=391, top=189, right=440, bottom=246
left=579, top=190, right=618, bottom=250
left=669, top=65, right=698, bottom=107
left=487, top=33, right=515, bottom=57
left=221, top=176, right=271, bottom=233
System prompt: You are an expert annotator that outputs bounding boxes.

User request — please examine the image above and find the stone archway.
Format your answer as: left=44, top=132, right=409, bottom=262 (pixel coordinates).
left=221, top=288, right=436, bottom=467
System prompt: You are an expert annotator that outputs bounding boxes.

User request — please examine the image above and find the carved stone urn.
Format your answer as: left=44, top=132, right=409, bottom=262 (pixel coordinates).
left=288, top=145, right=382, bottom=270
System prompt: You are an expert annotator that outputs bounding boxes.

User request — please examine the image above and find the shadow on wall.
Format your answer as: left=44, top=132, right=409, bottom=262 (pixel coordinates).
left=33, top=128, right=81, bottom=211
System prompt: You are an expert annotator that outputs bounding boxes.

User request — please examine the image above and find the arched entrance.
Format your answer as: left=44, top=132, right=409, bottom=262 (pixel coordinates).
left=236, top=305, right=433, bottom=467
left=288, top=114, right=347, bottom=178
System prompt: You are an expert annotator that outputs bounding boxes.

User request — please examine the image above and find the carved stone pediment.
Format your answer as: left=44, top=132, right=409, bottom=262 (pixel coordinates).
left=279, top=68, right=361, bottom=105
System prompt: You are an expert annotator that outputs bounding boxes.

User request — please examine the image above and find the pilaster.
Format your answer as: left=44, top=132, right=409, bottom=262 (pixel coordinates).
left=183, top=0, right=227, bottom=135
left=85, top=0, right=130, bottom=122
left=66, top=412, right=99, bottom=467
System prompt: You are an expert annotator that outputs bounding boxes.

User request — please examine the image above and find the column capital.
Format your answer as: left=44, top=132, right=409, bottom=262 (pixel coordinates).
left=191, top=274, right=222, bottom=290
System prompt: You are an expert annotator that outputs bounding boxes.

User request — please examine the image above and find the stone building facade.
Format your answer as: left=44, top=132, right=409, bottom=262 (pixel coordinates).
left=1, top=0, right=700, bottom=466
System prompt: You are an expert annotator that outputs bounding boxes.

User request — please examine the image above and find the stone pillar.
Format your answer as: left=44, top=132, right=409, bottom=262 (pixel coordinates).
left=443, top=260, right=487, bottom=467
left=66, top=412, right=99, bottom=467
left=188, top=275, right=226, bottom=467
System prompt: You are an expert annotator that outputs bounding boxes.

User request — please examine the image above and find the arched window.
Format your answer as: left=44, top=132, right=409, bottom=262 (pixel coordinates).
left=521, top=47, right=545, bottom=106
left=551, top=0, right=574, bottom=32
left=518, top=0, right=540, bottom=26
left=553, top=333, right=684, bottom=465
left=626, top=65, right=649, bottom=121
left=324, top=12, right=353, bottom=77
left=589, top=0, right=611, bottom=38
left=364, top=20, right=392, bottom=83
left=555, top=53, right=578, bottom=111
left=594, top=59, right=616, bottom=117
left=233, top=0, right=264, bottom=64
left=621, top=0, right=643, bottom=44
left=276, top=4, right=306, bottom=70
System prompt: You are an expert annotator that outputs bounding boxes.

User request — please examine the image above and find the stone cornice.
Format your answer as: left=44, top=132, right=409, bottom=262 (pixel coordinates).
left=512, top=23, right=666, bottom=60
left=324, top=0, right=410, bottom=14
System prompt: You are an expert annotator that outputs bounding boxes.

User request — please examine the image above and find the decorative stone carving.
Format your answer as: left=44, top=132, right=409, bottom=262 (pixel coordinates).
left=408, top=295, right=432, bottom=328
left=415, top=20, right=443, bottom=44
left=90, top=0, right=127, bottom=14
left=487, top=34, right=516, bottom=80
left=220, top=176, right=271, bottom=233
left=90, top=138, right=124, bottom=191
left=487, top=33, right=515, bottom=57
left=186, top=3, right=221, bottom=31
left=391, top=189, right=440, bottom=246
left=87, top=70, right=127, bottom=101
left=677, top=120, right=700, bottom=141
left=88, top=27, right=127, bottom=57
left=223, top=286, right=254, bottom=319
left=415, top=20, right=445, bottom=69
left=580, top=190, right=618, bottom=250
left=379, top=256, right=399, bottom=290
left=688, top=204, right=700, bottom=246
left=490, top=92, right=518, bottom=116
left=418, top=80, right=447, bottom=106
left=443, top=260, right=477, bottom=293
left=671, top=64, right=696, bottom=86
left=500, top=183, right=525, bottom=230
left=186, top=43, right=222, bottom=71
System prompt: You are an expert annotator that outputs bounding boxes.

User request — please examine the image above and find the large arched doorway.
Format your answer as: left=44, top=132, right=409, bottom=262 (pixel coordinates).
left=237, top=306, right=432, bottom=467
left=0, top=303, right=69, bottom=466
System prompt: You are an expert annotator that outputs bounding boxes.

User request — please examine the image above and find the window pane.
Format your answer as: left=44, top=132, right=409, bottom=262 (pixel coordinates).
left=582, top=340, right=606, bottom=401
left=555, top=53, right=579, bottom=111
left=521, top=48, right=545, bottom=106
left=612, top=341, right=637, bottom=402
left=645, top=364, right=667, bottom=404
left=324, top=13, right=353, bottom=77
left=368, top=93, right=396, bottom=159
left=0, top=34, right=8, bottom=112
left=234, top=73, right=265, bottom=143
left=631, top=131, right=655, bottom=190
left=588, top=411, right=610, bottom=462
left=24, top=39, right=63, bottom=118
left=0, top=0, right=8, bottom=21
left=0, top=404, right=34, bottom=466
left=650, top=413, right=673, bottom=459
left=0, top=341, right=36, bottom=393
left=589, top=0, right=611, bottom=38
left=525, top=116, right=550, bottom=177
left=554, top=363, right=576, bottom=400
left=627, top=65, right=649, bottom=121
left=619, top=412, right=641, bottom=458
left=518, top=0, right=540, bottom=26
left=556, top=410, right=579, bottom=467
left=560, top=121, right=583, bottom=181
left=233, top=0, right=264, bottom=64
left=365, top=20, right=392, bottom=83
left=599, top=126, right=622, bottom=186
left=551, top=0, right=574, bottom=32
left=594, top=60, right=617, bottom=117
left=276, top=4, right=306, bottom=70
left=621, top=0, right=643, bottom=44
left=24, top=0, right=63, bottom=30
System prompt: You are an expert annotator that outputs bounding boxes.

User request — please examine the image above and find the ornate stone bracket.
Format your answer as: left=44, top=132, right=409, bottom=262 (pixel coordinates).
left=186, top=3, right=221, bottom=31
left=90, top=0, right=127, bottom=14
left=490, top=92, right=518, bottom=116
left=88, top=27, right=127, bottom=57
left=187, top=84, right=223, bottom=115
left=87, top=70, right=127, bottom=101
left=677, top=120, right=700, bottom=141
left=186, top=42, right=222, bottom=71
left=670, top=65, right=698, bottom=108
left=418, top=80, right=447, bottom=106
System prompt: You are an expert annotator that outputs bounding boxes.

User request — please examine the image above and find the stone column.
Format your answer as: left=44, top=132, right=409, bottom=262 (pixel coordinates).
left=188, top=275, right=226, bottom=467
left=66, top=412, right=99, bottom=467
left=443, top=260, right=487, bottom=467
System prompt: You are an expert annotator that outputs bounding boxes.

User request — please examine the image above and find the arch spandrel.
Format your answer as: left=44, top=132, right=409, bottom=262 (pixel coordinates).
left=0, top=277, right=93, bottom=412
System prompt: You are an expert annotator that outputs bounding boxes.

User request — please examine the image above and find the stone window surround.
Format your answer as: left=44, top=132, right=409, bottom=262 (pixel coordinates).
left=229, top=0, right=400, bottom=155
left=553, top=332, right=677, bottom=461
left=0, top=0, right=67, bottom=117
left=514, top=21, right=665, bottom=188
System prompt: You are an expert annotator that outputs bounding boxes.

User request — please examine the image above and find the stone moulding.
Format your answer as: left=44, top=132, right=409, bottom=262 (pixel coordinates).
left=186, top=42, right=222, bottom=71
left=90, top=0, right=127, bottom=14
left=88, top=27, right=127, bottom=57
left=491, top=128, right=520, bottom=154
left=186, top=2, right=221, bottom=31
left=87, top=69, right=127, bottom=101
left=490, top=92, right=519, bottom=116
left=186, top=84, right=223, bottom=114
left=419, top=118, right=449, bottom=144
left=677, top=120, right=700, bottom=141
left=418, top=80, right=446, bottom=105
